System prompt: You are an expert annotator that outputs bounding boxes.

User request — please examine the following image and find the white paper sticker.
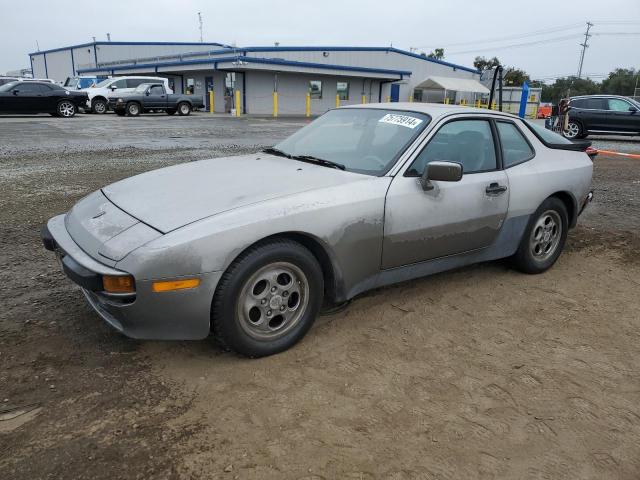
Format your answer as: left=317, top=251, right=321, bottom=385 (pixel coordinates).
left=378, top=113, right=423, bottom=129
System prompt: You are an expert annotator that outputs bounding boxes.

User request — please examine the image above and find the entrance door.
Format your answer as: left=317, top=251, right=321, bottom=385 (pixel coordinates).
left=205, top=76, right=213, bottom=111
left=390, top=84, right=400, bottom=102
left=224, top=72, right=236, bottom=113
left=382, top=118, right=509, bottom=269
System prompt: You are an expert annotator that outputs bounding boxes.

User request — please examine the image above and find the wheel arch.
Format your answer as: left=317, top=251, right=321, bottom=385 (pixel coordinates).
left=549, top=191, right=578, bottom=228
left=216, top=231, right=346, bottom=307
left=92, top=95, right=108, bottom=104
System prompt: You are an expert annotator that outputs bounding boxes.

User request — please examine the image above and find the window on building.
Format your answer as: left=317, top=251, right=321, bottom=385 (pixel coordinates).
left=337, top=81, right=349, bottom=101
left=407, top=120, right=497, bottom=176
left=496, top=122, right=534, bottom=168
left=309, top=80, right=322, bottom=99
left=186, top=78, right=195, bottom=95
left=413, top=89, right=423, bottom=102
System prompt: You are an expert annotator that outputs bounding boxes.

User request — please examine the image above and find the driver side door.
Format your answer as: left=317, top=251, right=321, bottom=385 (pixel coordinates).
left=382, top=117, right=509, bottom=269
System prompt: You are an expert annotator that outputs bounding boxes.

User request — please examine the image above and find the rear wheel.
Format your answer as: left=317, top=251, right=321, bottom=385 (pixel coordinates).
left=92, top=98, right=107, bottom=114
left=512, top=197, right=568, bottom=274
left=177, top=102, right=191, bottom=116
left=212, top=239, right=324, bottom=357
left=564, top=120, right=586, bottom=139
left=126, top=102, right=141, bottom=117
left=57, top=100, right=76, bottom=118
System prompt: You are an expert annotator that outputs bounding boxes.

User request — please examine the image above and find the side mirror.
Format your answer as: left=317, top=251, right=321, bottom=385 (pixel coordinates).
left=629, top=106, right=638, bottom=113
left=420, top=161, right=463, bottom=191
left=12, top=89, right=19, bottom=95
left=110, top=85, right=118, bottom=90
left=145, top=90, right=151, bottom=96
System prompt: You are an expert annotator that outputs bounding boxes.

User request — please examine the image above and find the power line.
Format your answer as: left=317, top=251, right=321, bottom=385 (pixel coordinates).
left=447, top=34, right=583, bottom=55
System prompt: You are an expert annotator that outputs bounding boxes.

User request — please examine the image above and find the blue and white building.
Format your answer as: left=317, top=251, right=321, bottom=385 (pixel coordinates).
left=30, top=40, right=485, bottom=115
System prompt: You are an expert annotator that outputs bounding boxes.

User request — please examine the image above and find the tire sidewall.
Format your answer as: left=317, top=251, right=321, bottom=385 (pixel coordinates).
left=92, top=99, right=107, bottom=114
left=177, top=102, right=191, bottom=116
left=564, top=120, right=582, bottom=139
left=213, top=242, right=324, bottom=357
left=515, top=197, right=569, bottom=273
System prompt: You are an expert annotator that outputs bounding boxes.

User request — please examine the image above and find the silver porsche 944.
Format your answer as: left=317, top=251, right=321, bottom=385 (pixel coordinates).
left=42, top=104, right=593, bottom=357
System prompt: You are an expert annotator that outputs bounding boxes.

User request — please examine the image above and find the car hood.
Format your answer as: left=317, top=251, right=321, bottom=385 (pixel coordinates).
left=101, top=153, right=366, bottom=233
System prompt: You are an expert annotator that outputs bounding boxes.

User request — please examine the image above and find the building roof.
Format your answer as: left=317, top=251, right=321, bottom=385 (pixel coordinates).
left=415, top=76, right=490, bottom=94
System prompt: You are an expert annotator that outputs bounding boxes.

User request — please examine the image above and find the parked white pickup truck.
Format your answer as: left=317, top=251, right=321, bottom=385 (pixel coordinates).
left=83, top=76, right=173, bottom=113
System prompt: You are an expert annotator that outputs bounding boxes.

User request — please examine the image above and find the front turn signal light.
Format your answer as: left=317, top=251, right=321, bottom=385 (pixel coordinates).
left=103, top=275, right=136, bottom=294
left=152, top=278, right=201, bottom=293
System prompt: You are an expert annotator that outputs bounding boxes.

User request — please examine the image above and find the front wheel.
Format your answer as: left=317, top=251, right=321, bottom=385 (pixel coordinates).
left=126, top=102, right=141, bottom=116
left=177, top=102, right=191, bottom=116
left=212, top=239, right=324, bottom=357
left=57, top=100, right=76, bottom=118
left=92, top=98, right=107, bottom=114
left=563, top=120, right=585, bottom=139
left=512, top=197, right=568, bottom=274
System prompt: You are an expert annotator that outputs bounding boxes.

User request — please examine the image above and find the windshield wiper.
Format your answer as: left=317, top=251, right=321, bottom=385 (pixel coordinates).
left=291, top=155, right=346, bottom=170
left=262, top=147, right=291, bottom=158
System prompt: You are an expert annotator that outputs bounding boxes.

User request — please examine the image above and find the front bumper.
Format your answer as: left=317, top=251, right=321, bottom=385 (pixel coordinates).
left=42, top=215, right=222, bottom=340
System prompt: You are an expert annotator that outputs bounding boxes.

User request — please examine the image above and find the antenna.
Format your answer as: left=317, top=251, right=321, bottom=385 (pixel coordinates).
left=198, top=12, right=203, bottom=43
left=106, top=33, right=111, bottom=42
left=576, top=21, right=593, bottom=79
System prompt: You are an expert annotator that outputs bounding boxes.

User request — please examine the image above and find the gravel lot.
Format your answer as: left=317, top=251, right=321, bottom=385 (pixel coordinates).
left=1, top=112, right=639, bottom=480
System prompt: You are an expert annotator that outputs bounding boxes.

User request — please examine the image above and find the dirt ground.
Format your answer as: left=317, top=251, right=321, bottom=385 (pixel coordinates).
left=1, top=114, right=639, bottom=480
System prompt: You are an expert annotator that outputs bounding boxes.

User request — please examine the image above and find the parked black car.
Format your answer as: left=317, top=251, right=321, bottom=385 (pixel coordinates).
left=0, top=81, right=88, bottom=117
left=108, top=83, right=204, bottom=116
left=565, top=95, right=640, bottom=139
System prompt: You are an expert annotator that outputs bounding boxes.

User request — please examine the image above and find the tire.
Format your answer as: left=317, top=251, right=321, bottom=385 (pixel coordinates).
left=166, top=109, right=176, bottom=115
left=57, top=100, right=76, bottom=118
left=115, top=110, right=126, bottom=116
left=512, top=197, right=568, bottom=274
left=177, top=102, right=191, bottom=116
left=92, top=98, right=108, bottom=114
left=563, top=120, right=584, bottom=139
left=212, top=239, right=324, bottom=357
left=126, top=102, right=141, bottom=117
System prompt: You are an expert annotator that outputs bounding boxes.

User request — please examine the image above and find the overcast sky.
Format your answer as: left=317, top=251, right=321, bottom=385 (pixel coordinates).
left=1, top=0, right=638, bottom=80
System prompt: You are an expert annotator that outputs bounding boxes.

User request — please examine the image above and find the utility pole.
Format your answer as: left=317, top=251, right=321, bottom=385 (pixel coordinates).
left=106, top=33, right=111, bottom=42
left=198, top=12, right=203, bottom=43
left=576, top=21, right=593, bottom=79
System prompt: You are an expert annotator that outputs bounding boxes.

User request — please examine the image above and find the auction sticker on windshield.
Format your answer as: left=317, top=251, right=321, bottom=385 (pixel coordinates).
left=379, top=113, right=423, bottom=129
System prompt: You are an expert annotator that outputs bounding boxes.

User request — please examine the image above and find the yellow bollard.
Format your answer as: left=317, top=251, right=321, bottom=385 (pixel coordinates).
left=385, top=96, right=391, bottom=103
left=209, top=90, right=214, bottom=114
left=475, top=99, right=480, bottom=108
left=335, top=94, right=340, bottom=108
left=305, top=93, right=311, bottom=117
left=361, top=94, right=366, bottom=104
left=532, top=105, right=538, bottom=119
left=273, top=91, right=278, bottom=118
left=444, top=97, right=450, bottom=105
left=408, top=94, right=413, bottom=103
left=491, top=101, right=496, bottom=110
left=235, top=90, right=241, bottom=117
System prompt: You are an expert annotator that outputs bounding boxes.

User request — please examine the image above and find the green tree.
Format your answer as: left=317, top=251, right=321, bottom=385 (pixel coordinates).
left=426, top=48, right=445, bottom=60
left=473, top=56, right=500, bottom=71
left=539, top=76, right=601, bottom=103
left=503, top=67, right=531, bottom=86
left=601, top=68, right=639, bottom=96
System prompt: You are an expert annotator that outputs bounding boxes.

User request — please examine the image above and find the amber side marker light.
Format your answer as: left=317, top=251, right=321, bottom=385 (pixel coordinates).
left=152, top=278, right=201, bottom=293
left=103, top=275, right=136, bottom=294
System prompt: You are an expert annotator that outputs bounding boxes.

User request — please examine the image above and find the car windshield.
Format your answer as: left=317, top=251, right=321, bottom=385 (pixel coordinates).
left=525, top=120, right=574, bottom=145
left=65, top=77, right=79, bottom=88
left=273, top=108, right=430, bottom=175
left=0, top=81, right=20, bottom=92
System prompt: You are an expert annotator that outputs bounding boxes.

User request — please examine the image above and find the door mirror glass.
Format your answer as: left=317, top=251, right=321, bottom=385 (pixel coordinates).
left=110, top=85, right=118, bottom=90
left=12, top=89, right=19, bottom=95
left=421, top=161, right=463, bottom=191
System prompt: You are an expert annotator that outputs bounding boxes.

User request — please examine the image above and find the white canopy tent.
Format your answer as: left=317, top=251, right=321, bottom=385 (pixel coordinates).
left=414, top=76, right=490, bottom=104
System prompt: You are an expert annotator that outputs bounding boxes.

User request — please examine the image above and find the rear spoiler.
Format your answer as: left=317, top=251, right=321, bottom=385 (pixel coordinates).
left=543, top=139, right=592, bottom=152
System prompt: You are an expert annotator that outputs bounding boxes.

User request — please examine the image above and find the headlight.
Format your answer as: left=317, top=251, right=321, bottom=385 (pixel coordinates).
left=116, top=98, right=124, bottom=103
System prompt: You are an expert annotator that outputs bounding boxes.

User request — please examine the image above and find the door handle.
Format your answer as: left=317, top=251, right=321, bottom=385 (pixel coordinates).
left=486, top=182, right=508, bottom=195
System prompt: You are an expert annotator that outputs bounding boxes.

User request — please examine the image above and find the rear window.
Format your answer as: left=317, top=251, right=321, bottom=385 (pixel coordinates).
left=524, top=120, right=573, bottom=145
left=496, top=122, right=535, bottom=167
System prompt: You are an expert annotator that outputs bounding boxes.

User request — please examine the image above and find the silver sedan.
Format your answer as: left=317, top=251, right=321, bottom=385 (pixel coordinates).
left=42, top=104, right=593, bottom=357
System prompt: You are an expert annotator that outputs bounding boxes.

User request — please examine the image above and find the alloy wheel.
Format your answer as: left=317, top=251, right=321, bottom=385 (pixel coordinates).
left=564, top=122, right=580, bottom=139
left=58, top=101, right=75, bottom=117
left=529, top=210, right=562, bottom=261
left=236, top=262, right=309, bottom=341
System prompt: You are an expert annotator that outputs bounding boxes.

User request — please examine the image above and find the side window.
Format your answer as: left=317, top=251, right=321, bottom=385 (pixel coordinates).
left=149, top=85, right=164, bottom=95
left=496, top=122, right=534, bottom=168
left=16, top=83, right=41, bottom=93
left=570, top=99, right=585, bottom=108
left=408, top=120, right=497, bottom=176
left=607, top=98, right=631, bottom=112
left=585, top=98, right=606, bottom=109
left=111, top=79, right=127, bottom=89
left=126, top=79, right=147, bottom=88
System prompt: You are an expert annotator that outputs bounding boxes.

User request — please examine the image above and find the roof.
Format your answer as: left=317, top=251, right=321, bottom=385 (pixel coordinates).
left=414, top=76, right=490, bottom=94
left=342, top=102, right=521, bottom=120
left=28, top=41, right=230, bottom=56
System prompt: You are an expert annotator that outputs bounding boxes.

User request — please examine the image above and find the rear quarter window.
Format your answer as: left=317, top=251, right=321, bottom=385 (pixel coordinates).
left=524, top=120, right=574, bottom=145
